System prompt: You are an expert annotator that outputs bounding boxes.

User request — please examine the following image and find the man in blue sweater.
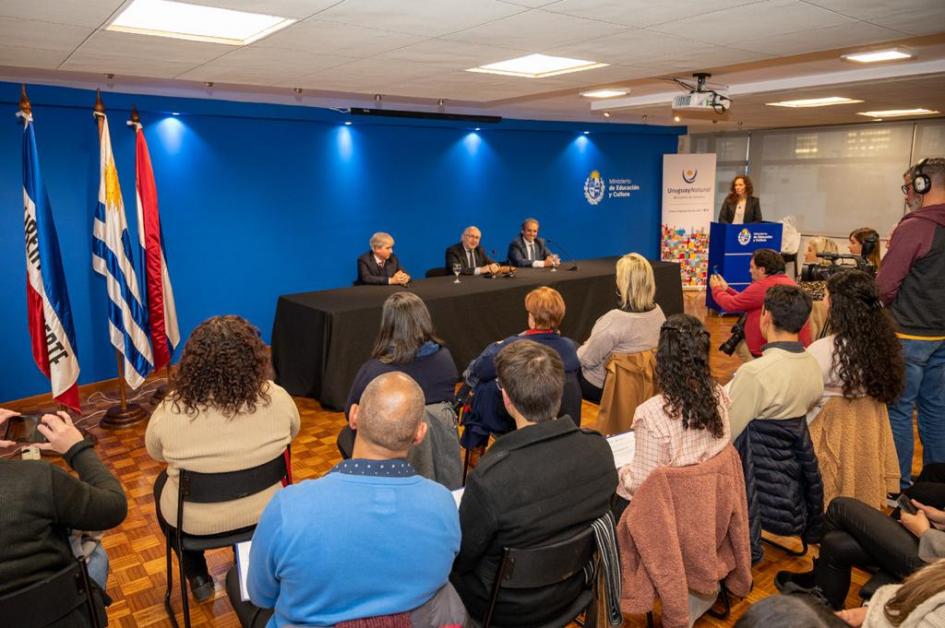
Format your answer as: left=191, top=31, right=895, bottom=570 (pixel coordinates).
left=247, top=372, right=463, bottom=626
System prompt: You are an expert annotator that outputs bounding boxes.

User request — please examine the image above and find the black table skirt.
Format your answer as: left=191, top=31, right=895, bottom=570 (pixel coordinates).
left=271, top=258, right=683, bottom=410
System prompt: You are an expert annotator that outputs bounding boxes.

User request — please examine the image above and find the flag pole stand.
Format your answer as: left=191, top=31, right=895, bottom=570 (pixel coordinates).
left=101, top=350, right=147, bottom=429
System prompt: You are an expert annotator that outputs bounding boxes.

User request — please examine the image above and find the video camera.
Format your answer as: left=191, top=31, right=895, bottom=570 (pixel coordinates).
left=800, top=252, right=875, bottom=282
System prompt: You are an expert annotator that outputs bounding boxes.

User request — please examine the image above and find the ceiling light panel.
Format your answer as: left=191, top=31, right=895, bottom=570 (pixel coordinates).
left=858, top=108, right=940, bottom=118
left=108, top=0, right=296, bottom=45
left=766, top=97, right=863, bottom=108
left=843, top=49, right=912, bottom=63
left=581, top=89, right=627, bottom=98
left=467, top=54, right=608, bottom=78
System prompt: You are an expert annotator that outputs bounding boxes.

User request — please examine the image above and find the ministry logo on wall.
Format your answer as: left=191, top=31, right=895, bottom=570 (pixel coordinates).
left=584, top=170, right=641, bottom=206
left=682, top=168, right=698, bottom=183
left=584, top=170, right=605, bottom=205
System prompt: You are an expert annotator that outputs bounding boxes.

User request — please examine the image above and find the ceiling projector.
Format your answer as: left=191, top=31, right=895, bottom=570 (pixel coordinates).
left=672, top=72, right=731, bottom=115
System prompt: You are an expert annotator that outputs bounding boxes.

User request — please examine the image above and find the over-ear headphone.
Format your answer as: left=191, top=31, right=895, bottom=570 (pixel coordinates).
left=860, top=231, right=879, bottom=259
left=912, top=159, right=931, bottom=195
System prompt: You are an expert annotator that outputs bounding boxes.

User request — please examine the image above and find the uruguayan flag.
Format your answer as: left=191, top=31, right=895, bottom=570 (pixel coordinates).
left=92, top=113, right=153, bottom=389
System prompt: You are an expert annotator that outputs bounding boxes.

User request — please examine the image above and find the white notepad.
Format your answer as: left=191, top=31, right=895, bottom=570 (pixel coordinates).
left=606, top=431, right=636, bottom=468
left=235, top=540, right=252, bottom=602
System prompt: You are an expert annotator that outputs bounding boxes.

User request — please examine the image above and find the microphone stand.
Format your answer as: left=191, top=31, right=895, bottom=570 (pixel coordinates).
left=544, top=238, right=579, bottom=271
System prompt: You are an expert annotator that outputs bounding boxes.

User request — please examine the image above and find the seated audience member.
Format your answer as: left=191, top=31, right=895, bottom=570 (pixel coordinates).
left=451, top=340, right=617, bottom=625
left=806, top=270, right=904, bottom=421
left=734, top=594, right=843, bottom=627
left=462, top=287, right=580, bottom=445
left=613, top=314, right=731, bottom=515
left=848, top=227, right=882, bottom=271
left=340, top=292, right=458, bottom=456
left=776, top=494, right=945, bottom=610
left=577, top=252, right=665, bottom=403
left=356, top=231, right=410, bottom=286
left=248, top=372, right=463, bottom=626
left=835, top=559, right=945, bottom=627
left=507, top=217, right=555, bottom=268
left=727, top=285, right=823, bottom=441
left=147, top=315, right=300, bottom=602
left=445, top=225, right=499, bottom=276
left=0, top=409, right=127, bottom=623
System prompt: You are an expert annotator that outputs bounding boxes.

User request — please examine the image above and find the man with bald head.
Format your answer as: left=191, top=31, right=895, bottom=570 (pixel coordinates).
left=445, top=226, right=499, bottom=275
left=246, top=372, right=463, bottom=626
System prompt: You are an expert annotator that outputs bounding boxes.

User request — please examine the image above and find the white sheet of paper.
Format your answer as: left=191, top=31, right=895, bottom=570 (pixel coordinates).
left=607, top=431, right=636, bottom=468
left=235, top=540, right=252, bottom=602
left=452, top=487, right=465, bottom=508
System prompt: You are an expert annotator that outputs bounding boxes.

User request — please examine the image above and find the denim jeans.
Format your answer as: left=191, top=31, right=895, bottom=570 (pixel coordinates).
left=888, top=338, right=945, bottom=488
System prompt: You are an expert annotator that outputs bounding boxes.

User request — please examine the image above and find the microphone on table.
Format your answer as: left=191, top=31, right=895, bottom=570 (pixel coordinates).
left=544, top=237, right=579, bottom=271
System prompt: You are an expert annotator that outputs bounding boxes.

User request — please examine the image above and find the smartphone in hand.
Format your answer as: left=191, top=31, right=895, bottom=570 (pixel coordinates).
left=2, top=414, right=48, bottom=444
left=898, top=494, right=918, bottom=515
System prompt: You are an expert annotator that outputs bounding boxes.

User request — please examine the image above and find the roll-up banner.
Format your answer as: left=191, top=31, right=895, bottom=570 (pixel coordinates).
left=661, top=153, right=716, bottom=289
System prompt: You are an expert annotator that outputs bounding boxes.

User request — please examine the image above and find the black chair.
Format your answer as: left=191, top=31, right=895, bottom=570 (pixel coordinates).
left=482, top=524, right=600, bottom=628
left=425, top=267, right=449, bottom=278
left=164, top=450, right=291, bottom=628
left=0, top=559, right=103, bottom=628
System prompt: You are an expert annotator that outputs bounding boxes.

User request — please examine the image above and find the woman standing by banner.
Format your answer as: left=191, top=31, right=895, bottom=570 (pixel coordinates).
left=718, top=175, right=763, bottom=224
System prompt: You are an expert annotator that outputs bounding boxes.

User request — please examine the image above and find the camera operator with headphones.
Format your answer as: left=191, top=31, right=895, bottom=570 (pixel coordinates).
left=878, top=157, right=945, bottom=492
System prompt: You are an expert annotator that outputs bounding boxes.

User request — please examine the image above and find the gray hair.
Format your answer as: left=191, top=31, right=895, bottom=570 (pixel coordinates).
left=370, top=232, right=393, bottom=249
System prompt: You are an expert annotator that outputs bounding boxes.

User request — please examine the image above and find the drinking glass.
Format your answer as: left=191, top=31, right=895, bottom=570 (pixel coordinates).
left=452, top=263, right=462, bottom=283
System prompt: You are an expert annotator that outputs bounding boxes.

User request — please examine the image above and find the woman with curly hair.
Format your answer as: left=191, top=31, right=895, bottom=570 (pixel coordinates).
left=146, top=315, right=300, bottom=602
left=806, top=269, right=905, bottom=420
left=613, top=313, right=731, bottom=516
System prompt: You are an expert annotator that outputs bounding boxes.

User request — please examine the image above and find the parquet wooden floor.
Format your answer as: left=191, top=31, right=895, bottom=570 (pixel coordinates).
left=1, top=291, right=919, bottom=627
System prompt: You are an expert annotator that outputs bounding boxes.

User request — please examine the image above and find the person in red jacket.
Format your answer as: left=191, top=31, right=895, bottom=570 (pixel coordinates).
left=709, top=248, right=812, bottom=358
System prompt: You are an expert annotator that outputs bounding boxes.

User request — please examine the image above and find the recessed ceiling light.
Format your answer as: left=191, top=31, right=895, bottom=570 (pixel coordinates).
left=857, top=108, right=940, bottom=118
left=581, top=89, right=627, bottom=98
left=843, top=49, right=912, bottom=63
left=108, top=0, right=296, bottom=45
left=467, top=54, right=608, bottom=79
left=673, top=115, right=681, bottom=122
left=766, top=97, right=863, bottom=108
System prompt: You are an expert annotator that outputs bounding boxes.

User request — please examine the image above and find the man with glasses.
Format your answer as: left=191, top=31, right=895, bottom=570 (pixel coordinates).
left=879, top=157, right=945, bottom=491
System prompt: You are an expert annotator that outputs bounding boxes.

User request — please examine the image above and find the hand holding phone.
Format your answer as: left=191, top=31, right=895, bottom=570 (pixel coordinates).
left=898, top=494, right=918, bottom=515
left=1, top=414, right=47, bottom=444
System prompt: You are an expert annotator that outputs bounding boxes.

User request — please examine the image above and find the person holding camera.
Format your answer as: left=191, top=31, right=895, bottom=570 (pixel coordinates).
left=0, top=409, right=128, bottom=624
left=877, top=157, right=945, bottom=490
left=710, top=248, right=812, bottom=360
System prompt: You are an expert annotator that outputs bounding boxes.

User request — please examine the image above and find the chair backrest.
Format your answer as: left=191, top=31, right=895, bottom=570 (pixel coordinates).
left=425, top=267, right=449, bottom=278
left=0, top=559, right=101, bottom=628
left=597, top=349, right=657, bottom=435
left=177, top=450, right=290, bottom=531
left=809, top=396, right=899, bottom=510
left=483, top=523, right=598, bottom=626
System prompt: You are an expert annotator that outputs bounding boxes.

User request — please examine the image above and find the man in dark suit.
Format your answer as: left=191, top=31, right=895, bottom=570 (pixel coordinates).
left=507, top=217, right=556, bottom=268
left=445, top=226, right=499, bottom=276
left=356, top=232, right=410, bottom=285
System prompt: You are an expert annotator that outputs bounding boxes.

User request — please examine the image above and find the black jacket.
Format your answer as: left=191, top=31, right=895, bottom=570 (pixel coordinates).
left=507, top=236, right=551, bottom=267
left=355, top=251, right=403, bottom=285
left=719, top=196, right=763, bottom=224
left=451, top=417, right=616, bottom=625
left=0, top=441, right=127, bottom=626
left=734, top=418, right=824, bottom=563
left=445, top=243, right=495, bottom=275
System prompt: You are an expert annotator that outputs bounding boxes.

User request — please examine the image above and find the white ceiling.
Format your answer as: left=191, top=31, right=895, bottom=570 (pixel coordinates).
left=0, top=0, right=943, bottom=130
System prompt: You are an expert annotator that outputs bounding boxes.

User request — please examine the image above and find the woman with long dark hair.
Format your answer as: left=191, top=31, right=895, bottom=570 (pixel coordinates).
left=849, top=227, right=883, bottom=271
left=147, top=315, right=300, bottom=602
left=345, top=292, right=457, bottom=417
left=807, top=269, right=904, bottom=419
left=719, top=175, right=763, bottom=224
left=614, top=314, right=731, bottom=513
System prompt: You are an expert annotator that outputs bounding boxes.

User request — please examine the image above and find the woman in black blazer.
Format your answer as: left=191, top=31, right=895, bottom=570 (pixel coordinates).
left=718, top=175, right=763, bottom=223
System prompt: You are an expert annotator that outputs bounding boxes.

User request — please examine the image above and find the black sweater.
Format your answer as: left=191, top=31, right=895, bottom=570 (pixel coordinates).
left=0, top=441, right=128, bottom=597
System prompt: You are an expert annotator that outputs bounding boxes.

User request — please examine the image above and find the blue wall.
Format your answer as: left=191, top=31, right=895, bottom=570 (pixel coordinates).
left=0, top=82, right=681, bottom=402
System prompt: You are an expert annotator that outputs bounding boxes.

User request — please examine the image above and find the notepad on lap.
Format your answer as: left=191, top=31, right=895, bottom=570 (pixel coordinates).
left=235, top=540, right=252, bottom=602
left=607, top=431, right=636, bottom=468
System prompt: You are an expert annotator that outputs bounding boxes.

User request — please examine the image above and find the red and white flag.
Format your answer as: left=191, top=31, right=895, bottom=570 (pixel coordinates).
left=131, top=120, right=179, bottom=369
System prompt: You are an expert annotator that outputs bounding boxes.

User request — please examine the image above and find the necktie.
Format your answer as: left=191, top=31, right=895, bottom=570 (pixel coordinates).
left=527, top=241, right=534, bottom=261
left=467, top=249, right=474, bottom=269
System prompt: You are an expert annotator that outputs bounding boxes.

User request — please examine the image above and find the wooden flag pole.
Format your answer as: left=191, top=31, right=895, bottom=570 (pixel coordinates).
left=96, top=90, right=147, bottom=430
